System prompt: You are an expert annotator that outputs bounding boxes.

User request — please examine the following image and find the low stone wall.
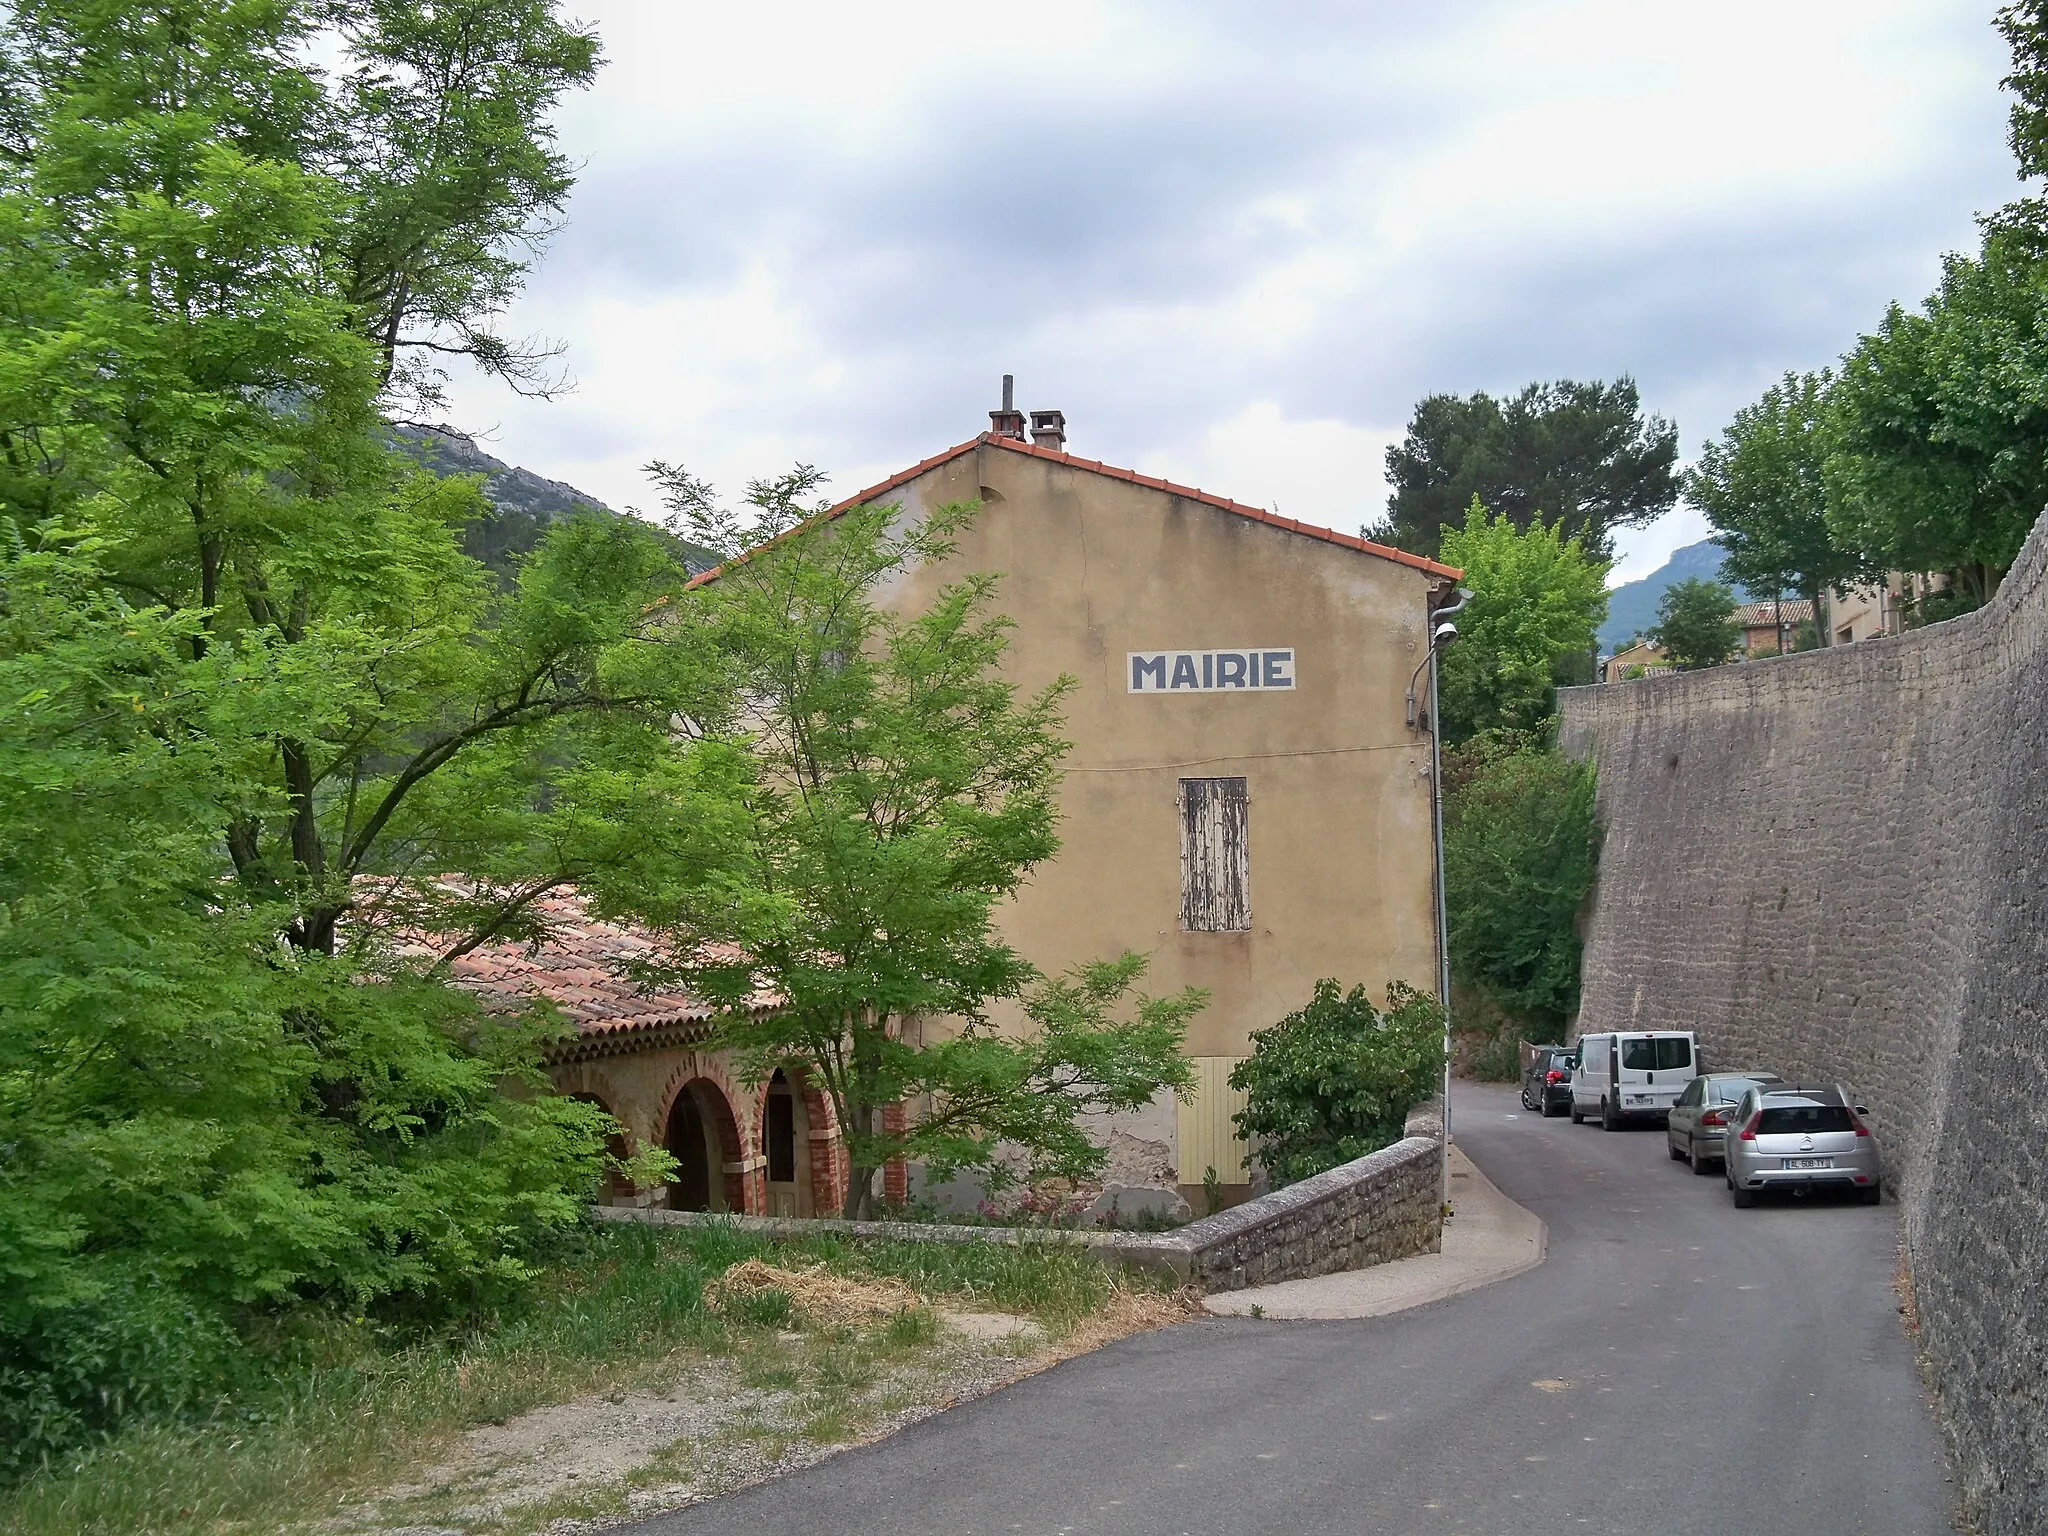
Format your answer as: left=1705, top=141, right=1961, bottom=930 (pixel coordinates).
left=594, top=1134, right=1444, bottom=1295
left=1163, top=1135, right=1442, bottom=1291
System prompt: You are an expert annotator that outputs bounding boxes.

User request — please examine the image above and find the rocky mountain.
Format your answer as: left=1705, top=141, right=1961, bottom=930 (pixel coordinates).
left=389, top=424, right=715, bottom=580
left=1599, top=538, right=1748, bottom=654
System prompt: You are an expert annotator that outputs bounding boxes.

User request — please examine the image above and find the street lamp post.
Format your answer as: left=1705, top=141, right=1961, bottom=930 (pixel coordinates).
left=1408, top=589, right=1470, bottom=1210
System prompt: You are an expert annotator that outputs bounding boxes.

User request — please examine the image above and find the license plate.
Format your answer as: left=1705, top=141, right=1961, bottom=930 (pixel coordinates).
left=1784, top=1157, right=1832, bottom=1170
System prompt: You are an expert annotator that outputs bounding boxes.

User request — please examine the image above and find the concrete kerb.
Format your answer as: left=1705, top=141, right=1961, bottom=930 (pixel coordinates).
left=1203, top=1143, right=1547, bottom=1320
left=590, top=1134, right=1448, bottom=1295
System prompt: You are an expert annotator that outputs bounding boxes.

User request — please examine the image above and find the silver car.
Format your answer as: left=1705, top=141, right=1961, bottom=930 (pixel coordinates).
left=1665, top=1071, right=1783, bottom=1174
left=1724, top=1084, right=1882, bottom=1207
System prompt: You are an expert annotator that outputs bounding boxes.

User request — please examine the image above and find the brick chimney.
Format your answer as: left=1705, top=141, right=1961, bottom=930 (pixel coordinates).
left=1029, top=409, right=1066, bottom=453
left=989, top=374, right=1026, bottom=440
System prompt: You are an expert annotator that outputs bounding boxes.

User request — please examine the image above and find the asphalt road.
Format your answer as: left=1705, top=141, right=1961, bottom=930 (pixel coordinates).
left=631, top=1081, right=1956, bottom=1536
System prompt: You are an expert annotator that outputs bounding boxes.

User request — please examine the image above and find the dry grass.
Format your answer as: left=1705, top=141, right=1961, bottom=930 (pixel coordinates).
left=1036, top=1283, right=1203, bottom=1362
left=707, top=1259, right=922, bottom=1330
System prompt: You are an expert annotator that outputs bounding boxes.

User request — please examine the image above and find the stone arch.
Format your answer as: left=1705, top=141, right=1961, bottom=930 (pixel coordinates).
left=759, top=1067, right=814, bottom=1217
left=565, top=1092, right=636, bottom=1204
left=802, top=1077, right=845, bottom=1216
left=662, top=1076, right=746, bottom=1213
left=750, top=1065, right=845, bottom=1217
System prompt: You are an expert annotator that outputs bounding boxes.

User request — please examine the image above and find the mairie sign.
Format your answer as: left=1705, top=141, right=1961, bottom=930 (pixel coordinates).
left=1128, top=648, right=1295, bottom=693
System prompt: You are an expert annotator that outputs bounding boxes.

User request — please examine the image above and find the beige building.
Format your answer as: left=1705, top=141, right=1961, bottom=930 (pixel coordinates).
left=854, top=412, right=1460, bottom=1206
left=1602, top=638, right=1670, bottom=682
left=450, top=404, right=1461, bottom=1216
left=1826, top=573, right=1951, bottom=645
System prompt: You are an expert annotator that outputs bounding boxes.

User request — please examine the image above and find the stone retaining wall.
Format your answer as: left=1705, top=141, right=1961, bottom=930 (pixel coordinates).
left=595, top=1134, right=1443, bottom=1295
left=1557, top=508, right=2048, bottom=1535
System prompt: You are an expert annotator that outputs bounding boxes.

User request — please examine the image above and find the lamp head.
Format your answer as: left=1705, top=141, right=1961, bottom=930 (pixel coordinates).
left=1432, top=620, right=1459, bottom=648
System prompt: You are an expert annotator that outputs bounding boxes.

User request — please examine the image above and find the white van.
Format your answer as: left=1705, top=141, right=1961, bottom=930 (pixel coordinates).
left=1570, top=1032, right=1700, bottom=1129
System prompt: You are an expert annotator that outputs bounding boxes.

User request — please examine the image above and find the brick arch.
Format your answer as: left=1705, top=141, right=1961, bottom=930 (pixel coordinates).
left=799, top=1075, right=846, bottom=1216
left=655, top=1054, right=757, bottom=1146
left=551, top=1062, right=644, bottom=1149
left=564, top=1090, right=637, bottom=1203
left=659, top=1071, right=752, bottom=1214
left=751, top=1064, right=848, bottom=1217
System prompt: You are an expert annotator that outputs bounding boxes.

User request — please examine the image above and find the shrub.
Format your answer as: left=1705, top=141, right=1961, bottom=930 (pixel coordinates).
left=1229, top=981, right=1446, bottom=1188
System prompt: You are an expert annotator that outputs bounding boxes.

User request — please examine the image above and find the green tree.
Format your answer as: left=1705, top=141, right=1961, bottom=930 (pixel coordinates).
left=1228, top=981, right=1445, bottom=1188
left=1434, top=498, right=1609, bottom=744
left=1823, top=233, right=2048, bottom=607
left=1648, top=577, right=1742, bottom=670
left=0, top=0, right=656, bottom=958
left=2000, top=0, right=2048, bottom=178
left=591, top=475, right=1203, bottom=1220
left=1379, top=378, right=1680, bottom=560
left=1689, top=370, right=1872, bottom=647
left=1442, top=734, right=1600, bottom=1038
left=0, top=0, right=709, bottom=1464
left=0, top=536, right=675, bottom=1471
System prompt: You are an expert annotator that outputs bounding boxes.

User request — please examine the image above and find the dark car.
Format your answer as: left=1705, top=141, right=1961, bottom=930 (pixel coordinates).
left=1520, top=1046, right=1574, bottom=1117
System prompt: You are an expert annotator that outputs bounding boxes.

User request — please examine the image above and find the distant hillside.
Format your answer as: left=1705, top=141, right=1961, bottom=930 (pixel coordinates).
left=1599, top=538, right=1748, bottom=654
left=389, top=424, right=715, bottom=581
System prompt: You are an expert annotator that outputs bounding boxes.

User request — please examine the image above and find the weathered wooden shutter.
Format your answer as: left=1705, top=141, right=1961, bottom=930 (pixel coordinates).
left=1179, top=777, right=1250, bottom=931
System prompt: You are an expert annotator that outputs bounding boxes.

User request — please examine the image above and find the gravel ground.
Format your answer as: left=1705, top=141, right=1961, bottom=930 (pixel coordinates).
left=314, top=1309, right=1091, bottom=1536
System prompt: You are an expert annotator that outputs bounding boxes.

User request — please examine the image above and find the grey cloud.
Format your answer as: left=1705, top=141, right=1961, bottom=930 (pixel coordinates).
left=475, top=3, right=2029, bottom=536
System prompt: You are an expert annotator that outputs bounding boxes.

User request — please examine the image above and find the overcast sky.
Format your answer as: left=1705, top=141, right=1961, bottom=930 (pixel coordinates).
left=437, top=1, right=2023, bottom=583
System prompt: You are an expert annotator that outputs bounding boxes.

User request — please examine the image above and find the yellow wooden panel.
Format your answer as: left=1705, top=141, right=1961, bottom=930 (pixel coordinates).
left=1177, top=1057, right=1251, bottom=1183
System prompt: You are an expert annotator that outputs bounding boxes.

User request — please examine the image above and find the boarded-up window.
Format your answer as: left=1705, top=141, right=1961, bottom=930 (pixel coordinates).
left=1179, top=777, right=1250, bottom=931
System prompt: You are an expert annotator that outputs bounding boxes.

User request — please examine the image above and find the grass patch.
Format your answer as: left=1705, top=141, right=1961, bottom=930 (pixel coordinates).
left=0, top=1221, right=1169, bottom=1536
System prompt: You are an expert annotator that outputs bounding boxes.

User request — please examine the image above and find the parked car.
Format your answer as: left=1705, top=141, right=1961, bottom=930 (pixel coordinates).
left=1724, top=1083, right=1882, bottom=1206
left=1665, top=1071, right=1784, bottom=1173
left=1520, top=1046, right=1574, bottom=1117
left=1570, top=1031, right=1700, bottom=1129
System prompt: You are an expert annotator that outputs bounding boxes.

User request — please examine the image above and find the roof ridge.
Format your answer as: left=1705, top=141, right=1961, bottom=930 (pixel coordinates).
left=684, top=432, right=1463, bottom=588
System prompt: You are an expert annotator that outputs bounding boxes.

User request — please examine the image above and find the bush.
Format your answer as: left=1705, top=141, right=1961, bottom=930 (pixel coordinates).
left=1228, top=981, right=1446, bottom=1188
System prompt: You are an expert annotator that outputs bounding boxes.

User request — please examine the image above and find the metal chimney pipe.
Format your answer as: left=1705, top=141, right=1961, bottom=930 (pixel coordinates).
left=989, top=374, right=1026, bottom=440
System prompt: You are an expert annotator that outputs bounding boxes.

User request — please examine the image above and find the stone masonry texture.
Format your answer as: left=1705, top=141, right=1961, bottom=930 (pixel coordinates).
left=1558, top=509, right=2048, bottom=1535
left=597, top=1134, right=1443, bottom=1295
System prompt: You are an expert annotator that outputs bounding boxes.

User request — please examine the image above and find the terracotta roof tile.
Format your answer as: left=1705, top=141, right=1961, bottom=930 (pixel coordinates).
left=1734, top=599, right=1815, bottom=625
left=685, top=432, right=1463, bottom=589
left=389, top=887, right=773, bottom=1041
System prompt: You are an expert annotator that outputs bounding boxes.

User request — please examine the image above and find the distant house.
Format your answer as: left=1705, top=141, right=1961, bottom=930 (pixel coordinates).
left=1825, top=573, right=1951, bottom=645
left=1602, top=638, right=1670, bottom=683
left=1733, top=599, right=1814, bottom=657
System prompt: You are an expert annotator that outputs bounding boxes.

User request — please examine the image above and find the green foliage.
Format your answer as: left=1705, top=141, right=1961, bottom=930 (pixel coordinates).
left=1228, top=981, right=1445, bottom=1188
left=1434, top=498, right=1610, bottom=744
left=0, top=539, right=644, bottom=1473
left=1692, top=11, right=2048, bottom=611
left=0, top=1220, right=1133, bottom=1535
left=1379, top=378, right=1680, bottom=559
left=591, top=475, right=1203, bottom=1219
left=1442, top=734, right=1600, bottom=1037
left=1648, top=577, right=1743, bottom=670
left=1823, top=232, right=2048, bottom=606
left=2001, top=1, right=2048, bottom=179
left=1690, top=370, right=1874, bottom=644
left=0, top=0, right=710, bottom=1473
